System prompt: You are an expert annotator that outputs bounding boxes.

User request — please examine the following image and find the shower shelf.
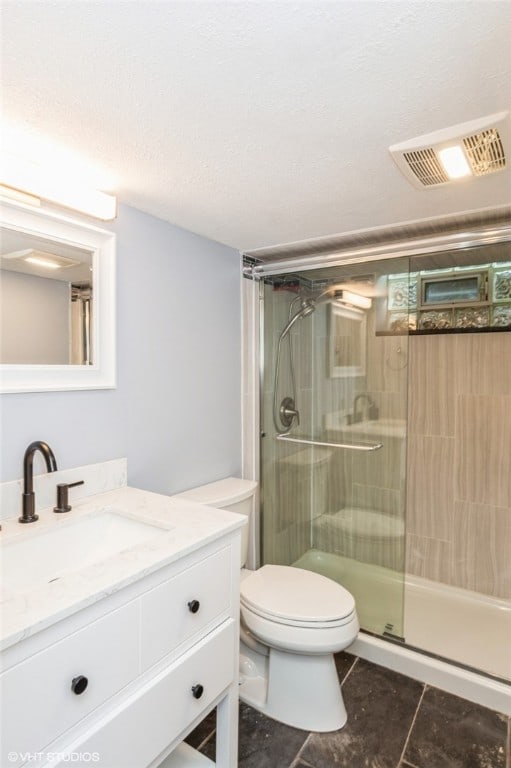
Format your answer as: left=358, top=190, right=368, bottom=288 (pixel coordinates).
left=275, top=434, right=383, bottom=452
left=375, top=326, right=511, bottom=336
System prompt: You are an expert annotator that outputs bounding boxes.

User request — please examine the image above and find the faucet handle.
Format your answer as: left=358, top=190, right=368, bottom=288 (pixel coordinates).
left=54, top=480, right=84, bottom=514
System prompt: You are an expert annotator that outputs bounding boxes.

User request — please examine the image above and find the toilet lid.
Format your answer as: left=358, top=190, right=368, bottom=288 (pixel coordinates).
left=240, top=565, right=355, bottom=624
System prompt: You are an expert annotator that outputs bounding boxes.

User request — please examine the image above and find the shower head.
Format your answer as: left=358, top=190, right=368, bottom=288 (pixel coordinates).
left=277, top=286, right=372, bottom=342
left=278, top=299, right=316, bottom=340
left=274, top=298, right=316, bottom=433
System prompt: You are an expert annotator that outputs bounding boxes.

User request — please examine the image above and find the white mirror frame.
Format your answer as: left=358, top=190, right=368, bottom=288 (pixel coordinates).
left=0, top=199, right=116, bottom=393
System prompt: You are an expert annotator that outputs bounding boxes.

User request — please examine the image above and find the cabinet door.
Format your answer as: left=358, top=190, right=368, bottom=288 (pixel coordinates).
left=49, top=621, right=235, bottom=768
left=141, top=546, right=232, bottom=670
left=1, top=601, right=139, bottom=767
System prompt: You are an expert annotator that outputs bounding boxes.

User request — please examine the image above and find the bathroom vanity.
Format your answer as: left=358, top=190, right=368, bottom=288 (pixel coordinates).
left=0, top=470, right=245, bottom=768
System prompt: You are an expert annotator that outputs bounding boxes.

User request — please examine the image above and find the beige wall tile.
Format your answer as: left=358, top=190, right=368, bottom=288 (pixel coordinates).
left=455, top=334, right=511, bottom=396
left=351, top=435, right=405, bottom=491
left=374, top=391, right=408, bottom=421
left=406, top=533, right=452, bottom=583
left=408, top=335, right=456, bottom=436
left=450, top=501, right=511, bottom=599
left=406, top=435, right=455, bottom=540
left=456, top=395, right=511, bottom=507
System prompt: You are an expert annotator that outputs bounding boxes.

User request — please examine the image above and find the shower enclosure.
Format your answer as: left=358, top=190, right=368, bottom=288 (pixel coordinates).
left=257, top=241, right=511, bottom=684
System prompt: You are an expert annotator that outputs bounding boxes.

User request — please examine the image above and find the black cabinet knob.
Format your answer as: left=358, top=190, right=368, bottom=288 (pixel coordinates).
left=71, top=675, right=88, bottom=695
left=187, top=599, right=200, bottom=614
left=191, top=684, right=204, bottom=699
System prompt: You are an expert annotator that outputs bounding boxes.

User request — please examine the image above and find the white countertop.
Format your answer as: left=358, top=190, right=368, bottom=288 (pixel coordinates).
left=325, top=416, right=407, bottom=439
left=0, top=485, right=246, bottom=651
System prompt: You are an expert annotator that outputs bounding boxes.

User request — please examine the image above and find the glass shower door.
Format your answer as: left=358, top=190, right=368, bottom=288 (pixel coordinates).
left=260, top=257, right=410, bottom=640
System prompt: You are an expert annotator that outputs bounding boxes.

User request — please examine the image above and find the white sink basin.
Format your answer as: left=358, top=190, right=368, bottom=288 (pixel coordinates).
left=1, top=510, right=168, bottom=594
left=342, top=418, right=406, bottom=438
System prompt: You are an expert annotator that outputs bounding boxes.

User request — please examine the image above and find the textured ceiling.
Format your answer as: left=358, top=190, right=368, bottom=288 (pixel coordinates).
left=2, top=1, right=511, bottom=251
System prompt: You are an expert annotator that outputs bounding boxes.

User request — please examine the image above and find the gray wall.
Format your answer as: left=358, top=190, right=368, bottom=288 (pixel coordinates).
left=1, top=270, right=70, bottom=364
left=0, top=204, right=242, bottom=493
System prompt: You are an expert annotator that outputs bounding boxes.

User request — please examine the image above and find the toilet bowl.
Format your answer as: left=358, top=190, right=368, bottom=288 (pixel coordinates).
left=173, top=478, right=359, bottom=732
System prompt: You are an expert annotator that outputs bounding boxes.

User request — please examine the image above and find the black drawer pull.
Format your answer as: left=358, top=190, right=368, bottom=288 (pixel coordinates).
left=187, top=599, right=200, bottom=614
left=191, top=684, right=204, bottom=699
left=71, top=675, right=88, bottom=695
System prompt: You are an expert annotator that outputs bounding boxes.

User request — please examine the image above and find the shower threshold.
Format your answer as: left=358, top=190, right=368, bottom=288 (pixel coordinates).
left=293, top=549, right=511, bottom=684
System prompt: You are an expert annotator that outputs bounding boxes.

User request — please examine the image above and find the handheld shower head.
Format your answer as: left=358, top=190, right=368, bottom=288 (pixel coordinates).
left=273, top=297, right=316, bottom=432
left=278, top=299, right=316, bottom=341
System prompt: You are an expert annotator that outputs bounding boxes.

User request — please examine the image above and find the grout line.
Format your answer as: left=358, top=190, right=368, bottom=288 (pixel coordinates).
left=507, top=716, right=510, bottom=768
left=289, top=757, right=315, bottom=768
left=397, top=683, right=427, bottom=767
left=289, top=732, right=314, bottom=768
left=340, top=654, right=359, bottom=686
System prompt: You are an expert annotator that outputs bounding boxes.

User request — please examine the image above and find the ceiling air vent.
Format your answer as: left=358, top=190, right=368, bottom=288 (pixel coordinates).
left=402, top=149, right=449, bottom=187
left=1, top=249, right=80, bottom=269
left=390, top=111, right=510, bottom=189
left=463, top=128, right=506, bottom=176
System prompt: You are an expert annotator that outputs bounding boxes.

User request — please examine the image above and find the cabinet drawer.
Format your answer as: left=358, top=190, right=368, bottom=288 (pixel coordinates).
left=141, top=546, right=232, bottom=670
left=1, top=601, right=139, bottom=767
left=56, top=620, right=236, bottom=768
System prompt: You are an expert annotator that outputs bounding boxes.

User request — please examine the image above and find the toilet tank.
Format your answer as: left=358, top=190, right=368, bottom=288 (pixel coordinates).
left=173, top=478, right=257, bottom=567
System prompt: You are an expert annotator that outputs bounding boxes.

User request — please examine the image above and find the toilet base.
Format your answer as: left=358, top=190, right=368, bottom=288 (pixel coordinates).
left=239, top=641, right=347, bottom=732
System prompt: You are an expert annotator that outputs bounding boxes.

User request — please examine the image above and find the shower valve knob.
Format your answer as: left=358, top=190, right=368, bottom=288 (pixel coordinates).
left=280, top=397, right=300, bottom=428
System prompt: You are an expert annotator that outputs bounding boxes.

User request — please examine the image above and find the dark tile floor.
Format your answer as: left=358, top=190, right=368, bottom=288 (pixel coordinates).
left=186, top=651, right=511, bottom=768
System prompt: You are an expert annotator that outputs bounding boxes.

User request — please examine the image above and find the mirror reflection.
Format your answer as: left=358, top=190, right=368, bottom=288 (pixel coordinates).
left=329, top=306, right=367, bottom=378
left=1, top=227, right=94, bottom=365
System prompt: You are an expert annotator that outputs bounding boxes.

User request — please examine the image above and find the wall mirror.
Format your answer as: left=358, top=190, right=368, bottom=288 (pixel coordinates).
left=329, top=304, right=367, bottom=378
left=0, top=199, right=116, bottom=392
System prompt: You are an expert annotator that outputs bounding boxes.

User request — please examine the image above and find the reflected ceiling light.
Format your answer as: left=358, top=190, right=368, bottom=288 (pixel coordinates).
left=336, top=289, right=372, bottom=310
left=331, top=303, right=365, bottom=321
left=24, top=256, right=61, bottom=270
left=0, top=153, right=116, bottom=220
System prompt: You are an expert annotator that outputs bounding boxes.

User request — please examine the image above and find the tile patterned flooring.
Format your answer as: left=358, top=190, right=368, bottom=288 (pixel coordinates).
left=186, top=652, right=510, bottom=768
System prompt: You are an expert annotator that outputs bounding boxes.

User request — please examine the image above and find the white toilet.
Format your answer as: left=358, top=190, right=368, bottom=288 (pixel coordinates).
left=174, top=477, right=359, bottom=732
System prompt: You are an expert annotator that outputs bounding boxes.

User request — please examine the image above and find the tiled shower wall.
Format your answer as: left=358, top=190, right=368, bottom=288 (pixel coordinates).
left=260, top=283, right=314, bottom=566
left=253, top=278, right=511, bottom=599
left=405, top=333, right=511, bottom=600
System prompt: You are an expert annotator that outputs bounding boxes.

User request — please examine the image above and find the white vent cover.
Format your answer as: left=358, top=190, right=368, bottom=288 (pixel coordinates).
left=390, top=111, right=510, bottom=188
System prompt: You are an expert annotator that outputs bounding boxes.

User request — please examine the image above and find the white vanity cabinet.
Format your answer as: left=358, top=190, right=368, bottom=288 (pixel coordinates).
left=1, top=532, right=241, bottom=768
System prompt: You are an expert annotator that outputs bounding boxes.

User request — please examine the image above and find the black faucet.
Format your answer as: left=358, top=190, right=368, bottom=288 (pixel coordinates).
left=20, top=441, right=58, bottom=523
left=348, top=394, right=379, bottom=424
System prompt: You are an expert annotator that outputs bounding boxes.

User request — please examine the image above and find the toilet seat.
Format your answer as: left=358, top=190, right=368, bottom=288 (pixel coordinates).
left=240, top=565, right=356, bottom=628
